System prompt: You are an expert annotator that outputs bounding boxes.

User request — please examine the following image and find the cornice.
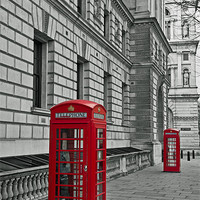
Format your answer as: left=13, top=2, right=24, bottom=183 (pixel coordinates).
left=134, top=17, right=172, bottom=54
left=47, top=0, right=132, bottom=67
left=111, top=0, right=134, bottom=25
left=169, top=40, right=199, bottom=53
left=169, top=40, right=199, bottom=46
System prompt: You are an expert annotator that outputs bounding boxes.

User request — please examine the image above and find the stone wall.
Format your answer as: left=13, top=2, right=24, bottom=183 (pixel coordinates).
left=0, top=0, right=133, bottom=157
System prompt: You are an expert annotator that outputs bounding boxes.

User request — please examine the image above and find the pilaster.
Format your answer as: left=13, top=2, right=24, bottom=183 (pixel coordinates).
left=177, top=51, right=182, bottom=86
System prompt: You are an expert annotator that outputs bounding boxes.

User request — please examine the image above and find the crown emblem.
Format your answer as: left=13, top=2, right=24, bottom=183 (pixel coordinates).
left=98, top=107, right=101, bottom=113
left=68, top=105, right=74, bottom=112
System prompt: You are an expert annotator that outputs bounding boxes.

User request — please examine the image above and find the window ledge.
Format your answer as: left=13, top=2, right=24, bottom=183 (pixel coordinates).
left=31, top=107, right=50, bottom=116
left=94, top=15, right=102, bottom=24
left=121, top=122, right=130, bottom=127
left=107, top=120, right=114, bottom=125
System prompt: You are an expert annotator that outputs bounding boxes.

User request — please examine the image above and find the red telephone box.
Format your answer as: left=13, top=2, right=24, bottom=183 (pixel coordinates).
left=48, top=100, right=107, bottom=200
left=163, top=128, right=180, bottom=172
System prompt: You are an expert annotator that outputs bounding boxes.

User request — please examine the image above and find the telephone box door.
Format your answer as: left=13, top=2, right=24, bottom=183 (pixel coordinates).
left=50, top=124, right=88, bottom=199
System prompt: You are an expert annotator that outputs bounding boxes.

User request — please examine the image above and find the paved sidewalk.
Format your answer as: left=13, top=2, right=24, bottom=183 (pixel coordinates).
left=107, top=159, right=200, bottom=200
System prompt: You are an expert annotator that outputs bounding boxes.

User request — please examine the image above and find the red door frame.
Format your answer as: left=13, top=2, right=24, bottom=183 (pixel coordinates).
left=49, top=123, right=88, bottom=199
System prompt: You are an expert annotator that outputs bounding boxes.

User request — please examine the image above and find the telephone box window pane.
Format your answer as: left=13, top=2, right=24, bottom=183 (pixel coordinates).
left=97, top=162, right=103, bottom=171
left=60, top=151, right=70, bottom=162
left=73, top=164, right=79, bottom=173
left=60, top=162, right=71, bottom=173
left=56, top=141, right=59, bottom=150
left=60, top=174, right=68, bottom=185
left=97, top=195, right=103, bottom=200
left=80, top=140, right=83, bottom=149
left=56, top=151, right=59, bottom=161
left=97, top=129, right=104, bottom=138
left=80, top=180, right=83, bottom=185
left=97, top=172, right=103, bottom=183
left=57, top=129, right=59, bottom=138
left=60, top=186, right=79, bottom=197
left=97, top=151, right=103, bottom=160
left=61, top=129, right=79, bottom=139
left=80, top=187, right=83, bottom=197
left=56, top=174, right=58, bottom=184
left=97, top=140, right=104, bottom=149
left=60, top=151, right=80, bottom=163
left=80, top=152, right=83, bottom=162
left=80, top=190, right=83, bottom=197
left=61, top=140, right=79, bottom=150
left=80, top=129, right=84, bottom=138
left=55, top=186, right=58, bottom=196
left=56, top=163, right=59, bottom=173
left=97, top=183, right=103, bottom=195
left=60, top=163, right=79, bottom=174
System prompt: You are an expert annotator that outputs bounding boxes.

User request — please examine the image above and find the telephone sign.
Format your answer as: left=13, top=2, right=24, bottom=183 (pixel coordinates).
left=49, top=100, right=107, bottom=200
left=163, top=128, right=180, bottom=172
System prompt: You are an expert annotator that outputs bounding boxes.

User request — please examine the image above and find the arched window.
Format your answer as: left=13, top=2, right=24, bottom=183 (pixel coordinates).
left=183, top=69, right=190, bottom=86
left=94, top=0, right=100, bottom=17
left=182, top=19, right=190, bottom=38
left=165, top=8, right=170, bottom=16
left=165, top=9, right=171, bottom=40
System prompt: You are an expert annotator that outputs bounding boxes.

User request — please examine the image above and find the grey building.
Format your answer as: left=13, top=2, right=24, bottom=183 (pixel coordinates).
left=0, top=0, right=171, bottom=198
left=165, top=0, right=200, bottom=150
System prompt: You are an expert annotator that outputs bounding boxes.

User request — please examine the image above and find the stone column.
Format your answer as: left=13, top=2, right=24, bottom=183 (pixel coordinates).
left=171, top=67, right=175, bottom=88
left=170, top=20, right=174, bottom=40
left=177, top=52, right=182, bottom=86
left=2, top=180, right=8, bottom=200
left=157, top=0, right=161, bottom=26
left=7, top=179, right=14, bottom=200
left=151, top=0, right=156, bottom=17
left=190, top=52, right=196, bottom=87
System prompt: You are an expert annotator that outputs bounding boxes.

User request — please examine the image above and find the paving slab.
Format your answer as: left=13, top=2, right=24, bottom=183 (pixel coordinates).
left=107, top=159, right=200, bottom=200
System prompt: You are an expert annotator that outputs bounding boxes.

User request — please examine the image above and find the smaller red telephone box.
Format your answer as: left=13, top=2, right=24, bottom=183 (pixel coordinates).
left=48, top=100, right=107, bottom=200
left=163, top=128, right=180, bottom=172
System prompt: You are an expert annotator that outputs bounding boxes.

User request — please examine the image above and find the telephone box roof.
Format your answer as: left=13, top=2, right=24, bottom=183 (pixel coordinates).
left=50, top=99, right=106, bottom=111
left=164, top=128, right=179, bottom=132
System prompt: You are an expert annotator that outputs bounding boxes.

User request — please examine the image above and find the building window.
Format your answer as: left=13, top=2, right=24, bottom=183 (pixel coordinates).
left=182, top=19, right=189, bottom=38
left=122, top=30, right=126, bottom=55
left=163, top=53, right=166, bottom=69
left=33, top=39, right=48, bottom=109
left=183, top=69, right=190, bottom=86
left=77, top=0, right=86, bottom=18
left=122, top=83, right=128, bottom=123
left=104, top=72, right=111, bottom=121
left=77, top=62, right=84, bottom=99
left=165, top=21, right=171, bottom=40
left=104, top=9, right=109, bottom=39
left=115, top=18, right=120, bottom=41
left=104, top=73, right=109, bottom=111
left=94, top=0, right=100, bottom=17
left=168, top=68, right=171, bottom=84
left=165, top=8, right=170, bottom=16
left=155, top=42, right=158, bottom=60
left=33, top=40, right=42, bottom=108
left=183, top=52, right=189, bottom=61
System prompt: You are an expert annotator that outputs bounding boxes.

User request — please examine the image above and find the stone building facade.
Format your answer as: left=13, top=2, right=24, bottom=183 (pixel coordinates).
left=0, top=0, right=171, bottom=168
left=124, top=0, right=171, bottom=164
left=165, top=0, right=200, bottom=150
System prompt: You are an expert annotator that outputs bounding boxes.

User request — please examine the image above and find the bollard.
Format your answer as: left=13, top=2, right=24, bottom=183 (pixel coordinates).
left=181, top=150, right=183, bottom=159
left=187, top=151, right=190, bottom=161
left=192, top=150, right=195, bottom=159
